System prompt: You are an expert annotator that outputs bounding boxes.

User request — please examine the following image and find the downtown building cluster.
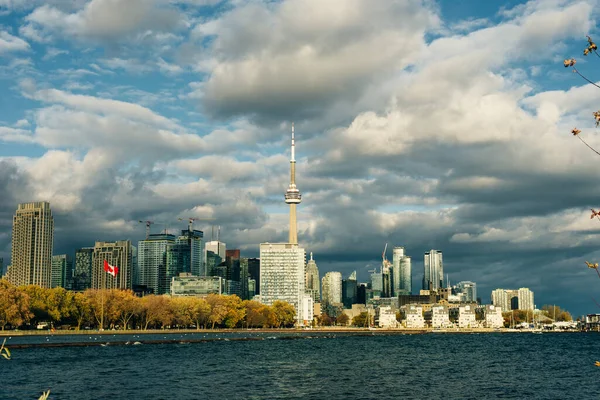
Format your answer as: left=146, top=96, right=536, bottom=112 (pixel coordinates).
left=1, top=126, right=536, bottom=329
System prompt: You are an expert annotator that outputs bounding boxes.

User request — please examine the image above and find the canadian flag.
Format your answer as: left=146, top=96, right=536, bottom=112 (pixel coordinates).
left=103, top=260, right=119, bottom=277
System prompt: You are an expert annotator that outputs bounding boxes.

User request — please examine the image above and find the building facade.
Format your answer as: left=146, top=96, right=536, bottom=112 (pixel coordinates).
left=171, top=273, right=223, bottom=296
left=405, top=305, right=425, bottom=328
left=51, top=254, right=72, bottom=289
left=8, top=201, right=54, bottom=288
left=485, top=305, right=504, bottom=328
left=517, top=288, right=534, bottom=311
left=91, top=240, right=133, bottom=289
left=138, top=234, right=176, bottom=295
left=259, top=243, right=306, bottom=326
left=423, top=249, right=443, bottom=291
left=458, top=304, right=477, bottom=328
left=392, top=247, right=412, bottom=296
left=342, top=271, right=357, bottom=308
left=322, top=271, right=342, bottom=311
left=432, top=305, right=451, bottom=328
left=73, top=247, right=94, bottom=291
left=305, top=252, right=320, bottom=303
left=457, top=281, right=477, bottom=303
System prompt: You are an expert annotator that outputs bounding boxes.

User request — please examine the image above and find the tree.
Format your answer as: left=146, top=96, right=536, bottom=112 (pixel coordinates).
left=272, top=301, right=296, bottom=328
left=206, top=294, right=228, bottom=329
left=336, top=313, right=349, bottom=326
left=351, top=312, right=369, bottom=327
left=171, top=297, right=195, bottom=328
left=113, top=290, right=138, bottom=330
left=70, top=292, right=91, bottom=330
left=190, top=297, right=211, bottom=329
left=223, top=296, right=246, bottom=328
left=0, top=279, right=32, bottom=330
left=319, top=313, right=334, bottom=327
left=140, top=295, right=172, bottom=329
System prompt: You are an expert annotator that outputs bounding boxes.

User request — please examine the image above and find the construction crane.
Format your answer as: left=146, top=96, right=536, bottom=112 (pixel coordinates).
left=138, top=220, right=155, bottom=240
left=382, top=243, right=392, bottom=270
left=178, top=217, right=215, bottom=232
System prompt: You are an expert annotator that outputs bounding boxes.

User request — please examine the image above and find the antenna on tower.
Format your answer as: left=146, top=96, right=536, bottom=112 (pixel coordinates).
left=291, top=122, right=295, bottom=162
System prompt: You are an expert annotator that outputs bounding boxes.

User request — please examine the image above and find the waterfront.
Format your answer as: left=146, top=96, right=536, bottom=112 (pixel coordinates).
left=2, top=332, right=599, bottom=399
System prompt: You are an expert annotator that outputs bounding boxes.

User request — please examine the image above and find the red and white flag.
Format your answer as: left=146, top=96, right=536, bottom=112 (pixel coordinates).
left=103, top=260, right=119, bottom=277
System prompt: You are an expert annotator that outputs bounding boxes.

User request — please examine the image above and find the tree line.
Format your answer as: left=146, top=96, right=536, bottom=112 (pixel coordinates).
left=0, top=279, right=297, bottom=330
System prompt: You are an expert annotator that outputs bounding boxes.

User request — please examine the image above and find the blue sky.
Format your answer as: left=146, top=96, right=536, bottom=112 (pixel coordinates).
left=1, top=0, right=600, bottom=316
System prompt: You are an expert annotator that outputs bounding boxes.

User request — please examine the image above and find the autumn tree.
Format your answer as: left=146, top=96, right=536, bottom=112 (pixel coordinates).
left=113, top=290, right=138, bottom=330
left=351, top=312, right=369, bottom=327
left=336, top=313, right=349, bottom=326
left=272, top=300, right=296, bottom=328
left=0, top=279, right=32, bottom=329
left=206, top=294, right=228, bottom=329
left=70, top=292, right=91, bottom=330
left=141, top=295, right=173, bottom=329
left=190, top=297, right=211, bottom=329
left=222, top=296, right=245, bottom=328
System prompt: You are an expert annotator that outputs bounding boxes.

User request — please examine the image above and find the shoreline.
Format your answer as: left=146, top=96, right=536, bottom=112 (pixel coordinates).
left=0, top=326, right=582, bottom=337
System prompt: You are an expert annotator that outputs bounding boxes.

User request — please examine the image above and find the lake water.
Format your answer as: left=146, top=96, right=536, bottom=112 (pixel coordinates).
left=1, top=332, right=599, bottom=399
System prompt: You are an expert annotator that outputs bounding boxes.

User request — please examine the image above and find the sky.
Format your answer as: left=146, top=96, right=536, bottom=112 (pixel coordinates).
left=1, top=0, right=600, bottom=316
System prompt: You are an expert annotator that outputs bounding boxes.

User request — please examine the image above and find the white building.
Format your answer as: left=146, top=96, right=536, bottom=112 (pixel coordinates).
left=457, top=281, right=477, bottom=303
left=378, top=306, right=398, bottom=328
left=205, top=240, right=226, bottom=261
left=322, top=271, right=342, bottom=309
left=459, top=304, right=477, bottom=328
left=259, top=243, right=306, bottom=326
left=405, top=305, right=425, bottom=328
left=302, top=294, right=314, bottom=325
left=485, top=305, right=504, bottom=328
left=392, top=247, right=412, bottom=296
left=518, top=288, right=534, bottom=311
left=431, top=305, right=451, bottom=328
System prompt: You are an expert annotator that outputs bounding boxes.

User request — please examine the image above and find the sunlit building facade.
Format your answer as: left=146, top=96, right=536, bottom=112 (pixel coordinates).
left=8, top=201, right=54, bottom=288
left=305, top=252, right=320, bottom=303
left=259, top=243, right=306, bottom=325
left=423, top=249, right=443, bottom=291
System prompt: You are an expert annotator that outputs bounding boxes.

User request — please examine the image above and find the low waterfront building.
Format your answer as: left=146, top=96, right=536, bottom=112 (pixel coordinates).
left=405, top=305, right=425, bottom=328
left=170, top=273, right=223, bottom=296
left=431, top=305, right=451, bottom=328
left=378, top=306, right=398, bottom=328
left=485, top=305, right=504, bottom=328
left=458, top=304, right=477, bottom=328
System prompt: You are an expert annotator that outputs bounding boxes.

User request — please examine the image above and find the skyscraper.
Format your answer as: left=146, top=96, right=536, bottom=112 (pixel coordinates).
left=259, top=243, right=306, bottom=325
left=8, top=202, right=54, bottom=288
left=457, top=281, right=477, bottom=303
left=138, top=233, right=176, bottom=295
left=51, top=254, right=72, bottom=289
left=392, top=247, right=412, bottom=296
left=174, top=229, right=205, bottom=276
left=342, top=271, right=357, bottom=308
left=321, top=271, right=342, bottom=311
left=284, top=123, right=301, bottom=244
left=73, top=247, right=94, bottom=291
left=92, top=240, right=133, bottom=289
left=305, top=252, right=320, bottom=303
left=517, top=287, right=534, bottom=311
left=423, top=249, right=443, bottom=291
left=247, top=257, right=260, bottom=295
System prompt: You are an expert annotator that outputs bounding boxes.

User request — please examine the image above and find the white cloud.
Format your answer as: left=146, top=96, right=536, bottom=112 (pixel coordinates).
left=0, top=30, right=30, bottom=54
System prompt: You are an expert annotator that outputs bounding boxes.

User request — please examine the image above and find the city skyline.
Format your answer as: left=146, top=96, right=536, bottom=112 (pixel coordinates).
left=1, top=0, right=599, bottom=316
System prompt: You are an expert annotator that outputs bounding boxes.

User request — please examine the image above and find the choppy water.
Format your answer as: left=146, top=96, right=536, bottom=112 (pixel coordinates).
left=1, top=332, right=599, bottom=399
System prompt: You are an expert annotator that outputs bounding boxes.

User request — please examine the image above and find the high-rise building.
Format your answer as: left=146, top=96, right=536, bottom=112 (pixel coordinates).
left=423, top=249, right=443, bottom=291
left=226, top=249, right=241, bottom=282
left=172, top=229, right=205, bottom=276
left=240, top=258, right=249, bottom=300
left=305, top=252, right=320, bottom=303
left=73, top=247, right=94, bottom=291
left=457, top=281, right=477, bottom=303
left=206, top=251, right=222, bottom=277
left=51, top=254, right=72, bottom=289
left=248, top=258, right=260, bottom=295
left=392, top=247, right=412, bottom=296
left=284, top=123, right=301, bottom=245
left=517, top=287, right=534, bottom=311
left=491, top=288, right=521, bottom=312
left=0, top=257, right=4, bottom=276
left=322, top=271, right=342, bottom=311
left=91, top=240, right=133, bottom=289
left=205, top=240, right=226, bottom=261
left=342, top=271, right=357, bottom=308
left=259, top=243, right=306, bottom=325
left=138, top=233, right=176, bottom=295
left=8, top=201, right=54, bottom=288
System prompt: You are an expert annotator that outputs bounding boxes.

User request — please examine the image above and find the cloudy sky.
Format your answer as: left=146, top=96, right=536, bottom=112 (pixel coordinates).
left=1, top=0, right=600, bottom=315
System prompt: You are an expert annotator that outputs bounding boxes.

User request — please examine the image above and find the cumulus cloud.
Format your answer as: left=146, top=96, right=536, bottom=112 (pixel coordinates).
left=0, top=30, right=30, bottom=54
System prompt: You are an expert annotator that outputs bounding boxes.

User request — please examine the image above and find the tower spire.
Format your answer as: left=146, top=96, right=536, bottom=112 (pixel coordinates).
left=285, top=122, right=301, bottom=245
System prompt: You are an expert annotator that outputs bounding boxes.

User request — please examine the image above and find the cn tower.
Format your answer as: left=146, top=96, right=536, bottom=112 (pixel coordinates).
left=285, top=122, right=301, bottom=244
